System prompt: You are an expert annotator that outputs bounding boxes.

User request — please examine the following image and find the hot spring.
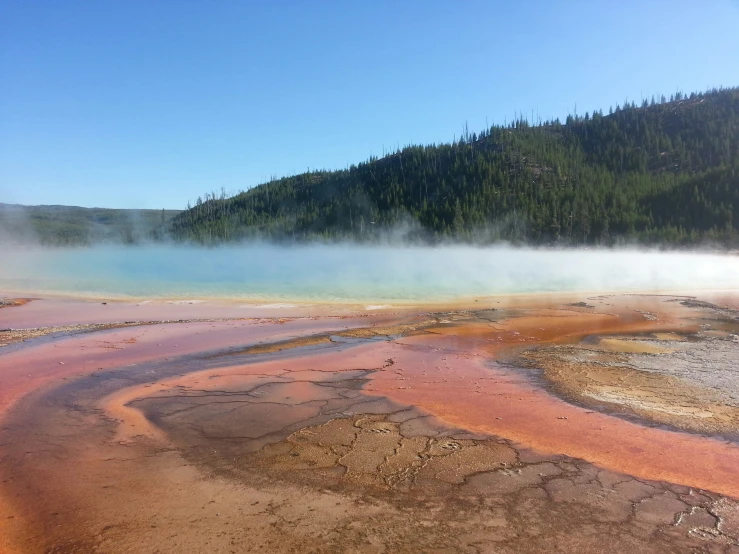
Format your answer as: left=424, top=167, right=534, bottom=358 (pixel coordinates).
left=1, top=244, right=738, bottom=302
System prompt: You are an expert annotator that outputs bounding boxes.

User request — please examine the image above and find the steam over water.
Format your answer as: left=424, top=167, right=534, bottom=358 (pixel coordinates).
left=1, top=245, right=738, bottom=302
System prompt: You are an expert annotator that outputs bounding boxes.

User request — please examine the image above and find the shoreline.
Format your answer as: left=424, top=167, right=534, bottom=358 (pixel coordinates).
left=3, top=286, right=739, bottom=314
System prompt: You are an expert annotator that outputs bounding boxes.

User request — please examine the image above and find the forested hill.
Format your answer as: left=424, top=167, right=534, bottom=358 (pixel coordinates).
left=171, top=87, right=739, bottom=246
left=0, top=204, right=180, bottom=245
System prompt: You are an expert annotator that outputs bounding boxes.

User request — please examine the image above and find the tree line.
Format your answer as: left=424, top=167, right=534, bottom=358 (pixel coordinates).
left=170, top=87, right=739, bottom=247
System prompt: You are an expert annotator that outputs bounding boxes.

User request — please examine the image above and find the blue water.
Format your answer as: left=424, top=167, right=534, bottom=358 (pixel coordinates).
left=1, top=244, right=738, bottom=302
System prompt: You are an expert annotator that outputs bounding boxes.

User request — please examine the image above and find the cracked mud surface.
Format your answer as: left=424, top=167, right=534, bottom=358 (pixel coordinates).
left=1, top=294, right=739, bottom=553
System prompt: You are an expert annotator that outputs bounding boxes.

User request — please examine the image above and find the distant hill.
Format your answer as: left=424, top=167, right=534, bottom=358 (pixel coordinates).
left=170, top=87, right=739, bottom=246
left=0, top=204, right=181, bottom=246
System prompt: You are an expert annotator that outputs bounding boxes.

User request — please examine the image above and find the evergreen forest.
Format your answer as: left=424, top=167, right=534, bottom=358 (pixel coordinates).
left=0, top=204, right=180, bottom=246
left=170, top=87, right=739, bottom=247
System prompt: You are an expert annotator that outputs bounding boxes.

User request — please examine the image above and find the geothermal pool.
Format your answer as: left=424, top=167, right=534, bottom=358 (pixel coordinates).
left=1, top=244, right=739, bottom=300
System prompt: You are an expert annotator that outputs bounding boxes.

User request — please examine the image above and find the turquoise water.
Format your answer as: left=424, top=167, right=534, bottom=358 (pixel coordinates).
left=1, top=245, right=738, bottom=302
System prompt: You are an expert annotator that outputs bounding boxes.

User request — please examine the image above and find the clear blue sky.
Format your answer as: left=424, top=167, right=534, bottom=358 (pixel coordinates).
left=2, top=0, right=738, bottom=209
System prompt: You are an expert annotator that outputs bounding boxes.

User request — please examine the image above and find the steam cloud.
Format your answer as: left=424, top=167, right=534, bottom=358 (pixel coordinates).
left=1, top=244, right=738, bottom=302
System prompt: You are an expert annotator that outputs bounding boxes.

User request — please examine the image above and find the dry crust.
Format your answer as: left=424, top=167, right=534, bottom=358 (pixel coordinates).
left=2, top=294, right=739, bottom=553
left=521, top=332, right=739, bottom=436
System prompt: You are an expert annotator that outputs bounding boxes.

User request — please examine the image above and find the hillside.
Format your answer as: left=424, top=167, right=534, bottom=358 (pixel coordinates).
left=170, top=87, right=739, bottom=246
left=0, top=204, right=181, bottom=246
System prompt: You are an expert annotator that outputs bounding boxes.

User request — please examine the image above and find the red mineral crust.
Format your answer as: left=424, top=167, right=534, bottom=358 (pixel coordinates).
left=367, top=336, right=739, bottom=499
left=1, top=294, right=738, bottom=553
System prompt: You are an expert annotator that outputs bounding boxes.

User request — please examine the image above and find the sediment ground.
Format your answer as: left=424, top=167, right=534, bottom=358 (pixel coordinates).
left=0, top=294, right=738, bottom=553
